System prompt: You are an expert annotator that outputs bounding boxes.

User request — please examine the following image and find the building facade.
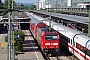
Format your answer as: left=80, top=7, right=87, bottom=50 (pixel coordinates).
left=69, top=0, right=90, bottom=9
left=36, top=0, right=90, bottom=10
left=37, top=0, right=67, bottom=10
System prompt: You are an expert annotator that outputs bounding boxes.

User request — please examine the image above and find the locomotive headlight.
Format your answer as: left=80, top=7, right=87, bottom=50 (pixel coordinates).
left=45, top=43, right=50, bottom=45
left=56, top=46, right=58, bottom=48
left=53, top=43, right=58, bottom=45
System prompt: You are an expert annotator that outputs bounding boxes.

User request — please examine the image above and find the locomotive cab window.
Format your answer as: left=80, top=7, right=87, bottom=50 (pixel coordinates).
left=45, top=34, right=58, bottom=40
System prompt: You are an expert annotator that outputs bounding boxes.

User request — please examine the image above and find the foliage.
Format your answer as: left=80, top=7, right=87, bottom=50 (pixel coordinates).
left=5, top=35, right=8, bottom=42
left=0, top=3, right=4, bottom=9
left=0, top=0, right=16, bottom=15
left=30, top=5, right=36, bottom=10
left=1, top=11, right=7, bottom=15
left=5, top=30, right=25, bottom=51
left=40, top=8, right=43, bottom=10
left=15, top=44, right=23, bottom=51
left=4, top=0, right=16, bottom=9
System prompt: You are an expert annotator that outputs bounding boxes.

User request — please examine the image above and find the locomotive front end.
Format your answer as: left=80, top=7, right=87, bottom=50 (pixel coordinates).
left=42, top=32, right=60, bottom=54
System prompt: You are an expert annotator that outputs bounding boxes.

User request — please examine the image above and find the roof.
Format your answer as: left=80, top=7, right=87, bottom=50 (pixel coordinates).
left=35, top=11, right=89, bottom=25
left=2, top=12, right=30, bottom=20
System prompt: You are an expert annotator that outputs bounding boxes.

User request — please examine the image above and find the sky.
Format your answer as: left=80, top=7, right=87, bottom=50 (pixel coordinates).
left=2, top=0, right=38, bottom=3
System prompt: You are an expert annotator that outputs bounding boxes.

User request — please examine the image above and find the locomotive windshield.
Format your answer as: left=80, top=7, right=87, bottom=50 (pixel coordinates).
left=45, top=34, right=58, bottom=40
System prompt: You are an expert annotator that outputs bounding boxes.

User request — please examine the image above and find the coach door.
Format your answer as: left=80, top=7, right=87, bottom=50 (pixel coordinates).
left=71, top=38, right=76, bottom=54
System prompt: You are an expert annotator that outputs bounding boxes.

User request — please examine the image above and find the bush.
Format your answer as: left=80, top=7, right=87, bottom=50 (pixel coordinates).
left=5, top=30, right=25, bottom=51
left=15, top=44, right=23, bottom=51
left=5, top=35, right=8, bottom=42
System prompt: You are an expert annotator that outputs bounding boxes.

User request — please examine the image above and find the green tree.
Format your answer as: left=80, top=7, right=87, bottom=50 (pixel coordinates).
left=18, top=4, right=29, bottom=10
left=4, top=0, right=16, bottom=9
left=30, top=5, right=35, bottom=10
left=0, top=0, right=4, bottom=9
left=5, top=30, right=25, bottom=52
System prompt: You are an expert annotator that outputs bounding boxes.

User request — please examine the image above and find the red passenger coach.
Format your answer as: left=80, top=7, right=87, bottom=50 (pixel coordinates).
left=30, top=19, right=60, bottom=54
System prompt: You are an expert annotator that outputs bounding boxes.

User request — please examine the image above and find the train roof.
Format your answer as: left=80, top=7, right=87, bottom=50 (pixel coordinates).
left=26, top=12, right=42, bottom=24
left=34, top=11, right=89, bottom=25
left=51, top=21, right=90, bottom=49
left=37, top=27, right=48, bottom=33
left=30, top=16, right=41, bottom=24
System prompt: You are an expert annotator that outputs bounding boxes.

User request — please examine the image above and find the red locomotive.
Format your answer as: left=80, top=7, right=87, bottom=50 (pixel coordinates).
left=30, top=19, right=60, bottom=54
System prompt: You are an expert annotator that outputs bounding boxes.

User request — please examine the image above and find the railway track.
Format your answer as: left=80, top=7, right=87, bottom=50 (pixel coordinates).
left=44, top=53, right=59, bottom=60
left=42, top=45, right=79, bottom=60
left=44, top=53, right=72, bottom=60
left=19, top=30, right=45, bottom=60
left=22, top=30, right=79, bottom=60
